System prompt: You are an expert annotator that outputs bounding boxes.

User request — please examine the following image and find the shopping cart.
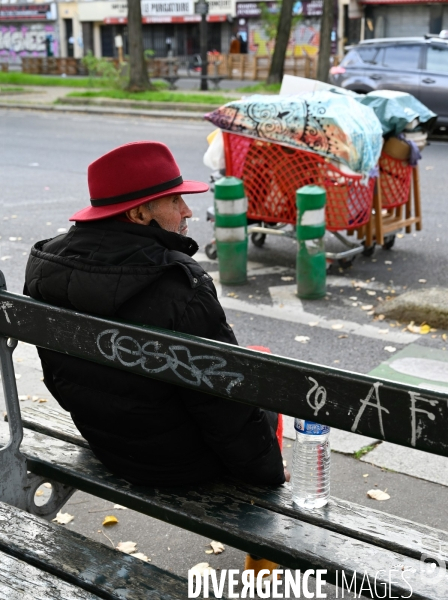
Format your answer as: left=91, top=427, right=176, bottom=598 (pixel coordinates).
left=205, top=132, right=376, bottom=267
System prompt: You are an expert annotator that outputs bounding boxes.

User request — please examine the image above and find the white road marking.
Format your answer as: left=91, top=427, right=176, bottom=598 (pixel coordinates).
left=389, top=357, right=448, bottom=384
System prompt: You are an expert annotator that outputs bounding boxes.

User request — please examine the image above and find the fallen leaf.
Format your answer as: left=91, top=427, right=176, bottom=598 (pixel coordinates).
left=442, top=334, right=447, bottom=342
left=9, top=237, right=17, bottom=241
left=366, top=291, right=376, bottom=296
left=333, top=359, right=340, bottom=363
left=294, top=335, right=310, bottom=344
left=349, top=296, right=357, bottom=301
left=191, top=563, right=215, bottom=576
left=420, top=324, right=431, bottom=334
left=281, top=276, right=294, bottom=282
left=367, top=489, right=390, bottom=501
left=44, top=483, right=52, bottom=488
left=309, top=321, right=319, bottom=326
left=113, top=504, right=128, bottom=510
left=384, top=346, right=396, bottom=353
left=377, top=314, right=385, bottom=321
left=338, top=334, right=348, bottom=339
left=396, top=233, right=404, bottom=238
left=117, top=541, right=137, bottom=554
left=425, top=166, right=434, bottom=170
left=361, top=305, right=374, bottom=311
left=102, top=515, right=118, bottom=526
left=407, top=322, right=420, bottom=334
left=131, top=552, right=150, bottom=562
left=418, top=279, right=427, bottom=284
left=363, top=474, right=369, bottom=478
left=367, top=311, right=375, bottom=316
left=32, top=395, right=39, bottom=401
left=283, top=460, right=287, bottom=467
left=378, top=329, right=389, bottom=334
left=52, top=512, right=74, bottom=525
left=331, top=324, right=343, bottom=330
left=205, top=549, right=214, bottom=554
left=210, top=541, right=225, bottom=554
left=227, top=292, right=238, bottom=297
left=35, top=490, right=44, bottom=496
left=38, top=398, right=48, bottom=403
left=351, top=302, right=358, bottom=307
left=384, top=261, right=392, bottom=265
left=15, top=374, right=21, bottom=380
left=57, top=228, right=67, bottom=233
left=18, top=395, right=29, bottom=401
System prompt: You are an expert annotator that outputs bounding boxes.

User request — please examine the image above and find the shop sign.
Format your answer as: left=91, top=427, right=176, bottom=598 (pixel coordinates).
left=141, top=0, right=194, bottom=17
left=208, top=0, right=233, bottom=15
left=79, top=1, right=127, bottom=22
left=0, top=3, right=56, bottom=22
left=236, top=0, right=322, bottom=17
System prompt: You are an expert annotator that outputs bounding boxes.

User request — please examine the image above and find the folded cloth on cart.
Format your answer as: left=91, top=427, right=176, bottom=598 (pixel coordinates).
left=204, top=91, right=383, bottom=177
left=356, top=90, right=437, bottom=136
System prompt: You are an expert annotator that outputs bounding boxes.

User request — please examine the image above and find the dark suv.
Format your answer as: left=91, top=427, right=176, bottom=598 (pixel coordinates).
left=329, top=36, right=448, bottom=127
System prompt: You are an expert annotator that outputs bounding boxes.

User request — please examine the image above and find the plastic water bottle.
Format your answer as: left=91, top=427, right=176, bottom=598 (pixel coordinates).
left=291, top=418, right=330, bottom=509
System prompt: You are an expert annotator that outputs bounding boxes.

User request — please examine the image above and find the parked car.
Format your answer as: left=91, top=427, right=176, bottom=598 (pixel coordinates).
left=329, top=34, right=448, bottom=127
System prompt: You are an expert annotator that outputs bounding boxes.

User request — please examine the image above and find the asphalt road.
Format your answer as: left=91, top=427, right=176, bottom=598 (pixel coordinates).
left=0, top=109, right=447, bottom=598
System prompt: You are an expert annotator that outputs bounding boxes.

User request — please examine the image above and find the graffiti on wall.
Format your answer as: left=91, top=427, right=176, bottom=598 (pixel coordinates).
left=0, top=24, right=58, bottom=59
left=249, top=21, right=320, bottom=57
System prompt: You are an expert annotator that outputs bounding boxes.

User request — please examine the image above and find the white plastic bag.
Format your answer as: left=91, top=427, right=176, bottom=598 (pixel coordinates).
left=203, top=129, right=225, bottom=171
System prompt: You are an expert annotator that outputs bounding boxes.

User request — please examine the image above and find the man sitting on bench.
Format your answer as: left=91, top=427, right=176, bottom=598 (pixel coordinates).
left=24, top=140, right=286, bottom=490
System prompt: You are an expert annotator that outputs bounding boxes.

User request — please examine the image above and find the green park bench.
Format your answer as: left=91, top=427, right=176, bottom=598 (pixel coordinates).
left=0, top=268, right=447, bottom=599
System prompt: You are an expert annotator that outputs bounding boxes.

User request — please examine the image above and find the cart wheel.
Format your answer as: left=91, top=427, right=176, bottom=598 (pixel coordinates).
left=251, top=232, right=267, bottom=248
left=338, top=257, right=355, bottom=269
left=362, top=241, right=376, bottom=257
left=205, top=242, right=217, bottom=260
left=382, top=234, right=396, bottom=250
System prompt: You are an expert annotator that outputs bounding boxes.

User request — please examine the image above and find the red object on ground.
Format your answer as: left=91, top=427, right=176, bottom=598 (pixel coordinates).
left=247, top=345, right=283, bottom=451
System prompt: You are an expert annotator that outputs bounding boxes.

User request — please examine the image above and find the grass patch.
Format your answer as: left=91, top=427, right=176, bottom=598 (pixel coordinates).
left=353, top=443, right=378, bottom=460
left=0, top=72, right=105, bottom=88
left=66, top=88, right=235, bottom=105
left=0, top=86, right=24, bottom=92
left=236, top=82, right=281, bottom=94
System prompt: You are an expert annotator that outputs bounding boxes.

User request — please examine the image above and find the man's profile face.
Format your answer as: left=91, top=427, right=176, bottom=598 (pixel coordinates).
left=127, top=194, right=193, bottom=235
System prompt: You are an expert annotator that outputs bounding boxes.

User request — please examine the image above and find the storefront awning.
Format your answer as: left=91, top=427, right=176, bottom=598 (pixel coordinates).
left=104, top=14, right=227, bottom=23
left=360, top=0, right=448, bottom=4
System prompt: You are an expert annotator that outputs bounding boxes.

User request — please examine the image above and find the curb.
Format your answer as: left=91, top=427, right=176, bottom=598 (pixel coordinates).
left=0, top=101, right=206, bottom=120
left=56, top=97, right=220, bottom=113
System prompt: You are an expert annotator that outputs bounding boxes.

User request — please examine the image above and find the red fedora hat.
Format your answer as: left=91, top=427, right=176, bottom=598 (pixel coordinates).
left=69, top=141, right=209, bottom=222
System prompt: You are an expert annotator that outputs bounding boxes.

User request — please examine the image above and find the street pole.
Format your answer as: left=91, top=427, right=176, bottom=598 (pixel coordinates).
left=196, top=0, right=209, bottom=91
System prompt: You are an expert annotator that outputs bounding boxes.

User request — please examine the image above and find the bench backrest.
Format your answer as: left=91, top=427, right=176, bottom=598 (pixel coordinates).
left=0, top=272, right=447, bottom=458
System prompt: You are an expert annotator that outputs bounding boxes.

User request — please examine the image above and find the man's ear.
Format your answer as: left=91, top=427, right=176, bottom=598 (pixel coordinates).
left=126, top=205, right=150, bottom=225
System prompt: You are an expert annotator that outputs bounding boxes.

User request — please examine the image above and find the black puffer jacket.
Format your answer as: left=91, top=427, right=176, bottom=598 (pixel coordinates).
left=25, top=220, right=285, bottom=487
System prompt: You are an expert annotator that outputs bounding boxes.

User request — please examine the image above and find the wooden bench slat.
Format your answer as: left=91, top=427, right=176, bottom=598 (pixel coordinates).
left=0, top=547, right=101, bottom=600
left=18, top=406, right=88, bottom=448
left=16, top=406, right=448, bottom=565
left=0, top=499, right=190, bottom=600
left=1, top=290, right=447, bottom=457
left=1, top=423, right=445, bottom=600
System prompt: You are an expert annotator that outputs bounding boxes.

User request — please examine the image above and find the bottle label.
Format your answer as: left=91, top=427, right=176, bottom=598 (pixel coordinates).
left=295, top=418, right=330, bottom=435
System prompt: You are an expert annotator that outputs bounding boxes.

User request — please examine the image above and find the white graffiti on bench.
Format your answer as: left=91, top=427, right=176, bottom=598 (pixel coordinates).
left=304, top=376, right=440, bottom=448
left=96, top=328, right=244, bottom=394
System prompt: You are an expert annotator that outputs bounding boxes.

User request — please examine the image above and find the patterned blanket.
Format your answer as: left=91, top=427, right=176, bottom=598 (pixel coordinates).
left=205, top=91, right=384, bottom=176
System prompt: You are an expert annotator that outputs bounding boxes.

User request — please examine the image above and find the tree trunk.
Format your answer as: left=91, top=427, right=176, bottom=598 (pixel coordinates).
left=127, top=0, right=150, bottom=91
left=200, top=14, right=208, bottom=91
left=316, top=0, right=334, bottom=83
left=267, top=0, right=295, bottom=85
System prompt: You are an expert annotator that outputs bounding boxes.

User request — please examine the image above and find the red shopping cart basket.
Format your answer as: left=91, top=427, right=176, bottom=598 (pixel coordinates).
left=379, top=152, right=413, bottom=210
left=223, top=132, right=375, bottom=232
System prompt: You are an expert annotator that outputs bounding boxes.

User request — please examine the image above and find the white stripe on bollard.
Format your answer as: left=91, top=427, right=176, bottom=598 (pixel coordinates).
left=300, top=208, right=326, bottom=226
left=215, top=198, right=248, bottom=215
left=215, top=226, right=246, bottom=242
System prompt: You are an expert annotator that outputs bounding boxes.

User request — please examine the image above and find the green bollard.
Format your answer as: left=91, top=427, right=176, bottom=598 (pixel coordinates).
left=214, top=176, right=247, bottom=285
left=296, top=185, right=327, bottom=299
